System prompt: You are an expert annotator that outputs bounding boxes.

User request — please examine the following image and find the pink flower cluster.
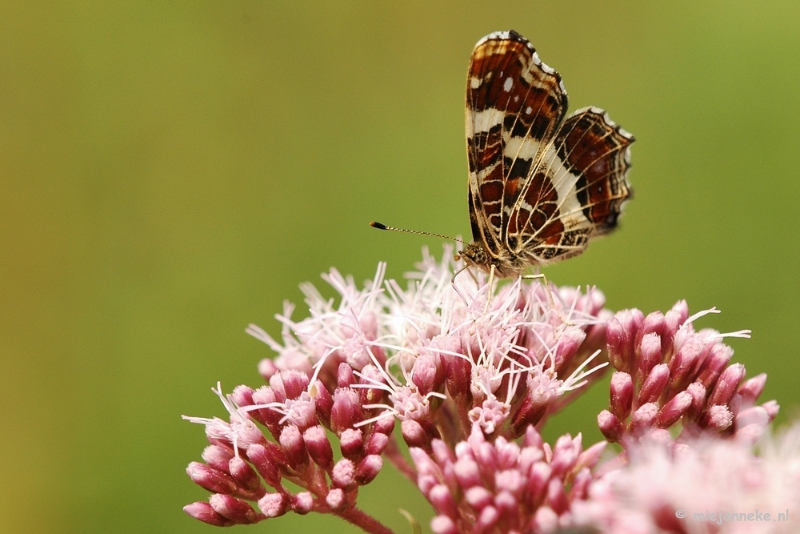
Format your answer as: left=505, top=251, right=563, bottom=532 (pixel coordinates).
left=572, top=428, right=800, bottom=533
left=413, top=424, right=607, bottom=533
left=599, top=303, right=778, bottom=446
left=183, top=247, right=789, bottom=533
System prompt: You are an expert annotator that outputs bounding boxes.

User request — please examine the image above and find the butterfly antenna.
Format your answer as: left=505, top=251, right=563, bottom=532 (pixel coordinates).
left=370, top=221, right=465, bottom=245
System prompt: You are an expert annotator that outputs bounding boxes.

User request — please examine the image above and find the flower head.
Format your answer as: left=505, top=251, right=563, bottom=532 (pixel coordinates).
left=572, top=425, right=800, bottom=533
left=182, top=247, right=781, bottom=534
left=411, top=423, right=607, bottom=533
left=183, top=247, right=611, bottom=529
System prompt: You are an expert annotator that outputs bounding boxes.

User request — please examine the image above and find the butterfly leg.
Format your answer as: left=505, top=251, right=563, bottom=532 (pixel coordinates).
left=520, top=272, right=573, bottom=325
left=482, top=264, right=496, bottom=314
left=450, top=265, right=473, bottom=306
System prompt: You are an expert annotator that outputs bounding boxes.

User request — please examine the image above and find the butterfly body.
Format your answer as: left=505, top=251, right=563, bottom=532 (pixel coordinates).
left=460, top=241, right=526, bottom=278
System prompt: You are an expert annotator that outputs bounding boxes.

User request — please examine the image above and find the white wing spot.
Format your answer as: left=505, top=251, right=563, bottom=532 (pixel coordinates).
left=469, top=108, right=506, bottom=134
left=503, top=77, right=513, bottom=92
left=470, top=76, right=481, bottom=89
left=525, top=106, right=532, bottom=115
left=514, top=96, right=519, bottom=102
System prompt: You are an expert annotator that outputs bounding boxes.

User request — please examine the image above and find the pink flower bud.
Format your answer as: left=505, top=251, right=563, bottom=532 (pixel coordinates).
left=523, top=424, right=544, bottom=450
left=431, top=515, right=458, bottom=534
left=303, top=425, right=334, bottom=470
left=291, top=492, right=314, bottom=514
left=546, top=477, right=569, bottom=514
left=737, top=373, right=767, bottom=404
left=553, top=327, right=586, bottom=373
left=655, top=391, right=692, bottom=428
left=412, top=353, right=444, bottom=395
left=337, top=362, right=355, bottom=387
left=465, top=486, right=493, bottom=509
left=311, top=381, right=333, bottom=428
left=257, top=358, right=279, bottom=381
left=339, top=428, right=364, bottom=459
left=762, top=400, right=780, bottom=420
left=494, top=489, right=519, bottom=517
left=358, top=364, right=386, bottom=405
left=598, top=410, right=623, bottom=442
left=708, top=363, right=745, bottom=407
left=228, top=456, right=262, bottom=494
left=279, top=425, right=308, bottom=469
left=695, top=342, right=732, bottom=389
left=251, top=386, right=282, bottom=433
left=365, top=431, right=389, bottom=455
left=325, top=488, right=346, bottom=511
left=575, top=441, right=607, bottom=473
left=332, top=458, right=356, bottom=489
left=201, top=444, right=234, bottom=471
left=570, top=467, right=593, bottom=500
left=638, top=364, right=669, bottom=405
left=330, top=388, right=362, bottom=432
left=454, top=457, right=482, bottom=489
left=669, top=336, right=703, bottom=388
left=186, top=462, right=238, bottom=495
left=373, top=414, right=395, bottom=436
left=401, top=419, right=429, bottom=449
left=637, top=311, right=666, bottom=347
left=257, top=492, right=288, bottom=518
left=630, top=403, right=658, bottom=436
left=685, top=381, right=707, bottom=418
left=610, top=372, right=633, bottom=420
left=476, top=505, right=500, bottom=531
left=183, top=501, right=235, bottom=526
left=638, top=332, right=663, bottom=378
left=501, top=482, right=524, bottom=513
left=550, top=434, right=581, bottom=478
left=606, top=318, right=630, bottom=373
left=231, top=385, right=255, bottom=408
left=209, top=493, right=261, bottom=524
left=356, top=454, right=383, bottom=484
left=664, top=300, right=689, bottom=337
left=735, top=406, right=769, bottom=429
left=282, top=370, right=309, bottom=399
left=704, top=404, right=733, bottom=431
left=246, top=443, right=281, bottom=489
left=268, top=373, right=287, bottom=402
left=441, top=353, right=472, bottom=400
left=526, top=462, right=552, bottom=506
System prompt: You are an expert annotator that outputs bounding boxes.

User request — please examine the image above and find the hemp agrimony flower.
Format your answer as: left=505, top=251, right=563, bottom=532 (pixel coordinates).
left=183, top=247, right=785, bottom=533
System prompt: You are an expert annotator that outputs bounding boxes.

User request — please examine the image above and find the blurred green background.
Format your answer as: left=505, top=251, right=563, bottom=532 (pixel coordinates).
left=2, top=1, right=799, bottom=533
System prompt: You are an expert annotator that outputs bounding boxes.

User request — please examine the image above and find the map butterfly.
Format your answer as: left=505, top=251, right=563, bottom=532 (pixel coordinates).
left=373, top=30, right=633, bottom=280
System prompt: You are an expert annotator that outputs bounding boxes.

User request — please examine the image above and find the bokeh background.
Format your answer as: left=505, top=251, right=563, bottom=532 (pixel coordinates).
left=2, top=2, right=799, bottom=533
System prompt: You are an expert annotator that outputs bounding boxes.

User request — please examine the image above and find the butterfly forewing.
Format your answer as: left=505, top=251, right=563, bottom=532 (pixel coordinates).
left=463, top=30, right=633, bottom=275
left=466, top=30, right=568, bottom=257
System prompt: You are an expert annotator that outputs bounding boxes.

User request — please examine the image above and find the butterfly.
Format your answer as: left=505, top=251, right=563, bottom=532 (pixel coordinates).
left=372, top=30, right=633, bottom=283
left=459, top=30, right=633, bottom=278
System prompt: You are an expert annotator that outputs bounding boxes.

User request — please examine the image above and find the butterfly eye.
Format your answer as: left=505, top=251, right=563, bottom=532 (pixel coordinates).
left=508, top=236, right=518, bottom=249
